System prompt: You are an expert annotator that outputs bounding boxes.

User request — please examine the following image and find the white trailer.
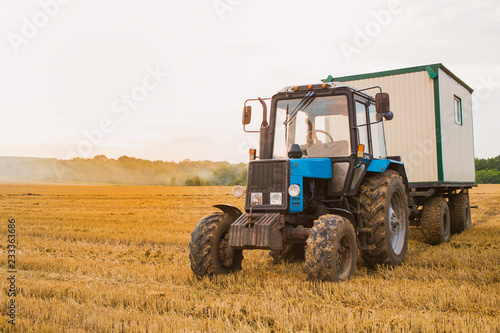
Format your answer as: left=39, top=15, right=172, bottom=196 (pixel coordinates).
left=332, top=63, right=475, bottom=186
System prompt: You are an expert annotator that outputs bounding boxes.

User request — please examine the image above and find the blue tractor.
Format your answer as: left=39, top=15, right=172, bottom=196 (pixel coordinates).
left=189, top=82, right=410, bottom=281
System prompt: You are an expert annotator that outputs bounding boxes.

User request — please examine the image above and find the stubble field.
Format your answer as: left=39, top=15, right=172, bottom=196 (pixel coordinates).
left=0, top=183, right=499, bottom=332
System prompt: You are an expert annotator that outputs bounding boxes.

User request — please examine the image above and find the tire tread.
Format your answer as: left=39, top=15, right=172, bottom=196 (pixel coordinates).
left=305, top=215, right=356, bottom=281
left=420, top=196, right=450, bottom=245
left=449, top=193, right=470, bottom=234
left=189, top=212, right=242, bottom=277
left=359, top=170, right=408, bottom=268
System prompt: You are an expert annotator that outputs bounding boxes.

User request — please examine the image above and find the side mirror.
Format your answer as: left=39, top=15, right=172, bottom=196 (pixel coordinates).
left=375, top=93, right=390, bottom=114
left=242, top=106, right=252, bottom=125
left=383, top=111, right=394, bottom=121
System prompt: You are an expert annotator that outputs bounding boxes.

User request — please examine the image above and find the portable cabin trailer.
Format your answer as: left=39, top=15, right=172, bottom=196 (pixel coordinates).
left=332, top=63, right=475, bottom=187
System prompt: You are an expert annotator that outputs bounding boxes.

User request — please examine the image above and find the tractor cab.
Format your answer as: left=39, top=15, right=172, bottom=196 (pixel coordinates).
left=257, top=83, right=393, bottom=161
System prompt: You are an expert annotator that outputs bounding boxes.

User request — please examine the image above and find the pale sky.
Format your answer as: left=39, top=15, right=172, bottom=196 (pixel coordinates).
left=1, top=0, right=499, bottom=163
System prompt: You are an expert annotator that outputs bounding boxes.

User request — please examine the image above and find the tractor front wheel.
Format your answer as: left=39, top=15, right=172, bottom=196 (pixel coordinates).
left=304, top=215, right=357, bottom=282
left=189, top=212, right=243, bottom=277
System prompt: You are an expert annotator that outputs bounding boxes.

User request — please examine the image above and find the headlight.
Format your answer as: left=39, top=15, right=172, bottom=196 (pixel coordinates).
left=232, top=185, right=244, bottom=198
left=288, top=184, right=301, bottom=197
left=250, top=192, right=263, bottom=205
left=270, top=192, right=282, bottom=205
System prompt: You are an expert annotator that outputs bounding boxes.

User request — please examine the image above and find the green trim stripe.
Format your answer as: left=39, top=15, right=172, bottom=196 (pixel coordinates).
left=333, top=64, right=436, bottom=82
left=426, top=65, right=437, bottom=79
left=432, top=64, right=444, bottom=182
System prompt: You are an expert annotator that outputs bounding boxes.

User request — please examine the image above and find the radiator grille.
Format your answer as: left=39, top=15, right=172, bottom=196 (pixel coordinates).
left=245, top=160, right=288, bottom=211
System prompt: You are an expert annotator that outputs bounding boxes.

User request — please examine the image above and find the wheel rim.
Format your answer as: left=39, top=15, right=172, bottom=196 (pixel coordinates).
left=218, top=232, right=235, bottom=268
left=336, top=235, right=352, bottom=280
left=389, top=191, right=406, bottom=256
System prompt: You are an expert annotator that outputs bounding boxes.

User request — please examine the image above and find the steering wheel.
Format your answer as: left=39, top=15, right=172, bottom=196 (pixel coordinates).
left=307, top=129, right=334, bottom=143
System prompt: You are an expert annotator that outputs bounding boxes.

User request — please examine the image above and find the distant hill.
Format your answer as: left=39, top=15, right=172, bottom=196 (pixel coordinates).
left=0, top=156, right=247, bottom=186
left=2, top=154, right=496, bottom=185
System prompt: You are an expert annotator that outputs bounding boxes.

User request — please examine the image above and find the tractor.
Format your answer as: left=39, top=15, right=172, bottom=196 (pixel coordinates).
left=189, top=81, right=410, bottom=281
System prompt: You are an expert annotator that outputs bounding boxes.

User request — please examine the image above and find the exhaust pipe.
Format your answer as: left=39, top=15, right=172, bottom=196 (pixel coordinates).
left=258, top=97, right=269, bottom=159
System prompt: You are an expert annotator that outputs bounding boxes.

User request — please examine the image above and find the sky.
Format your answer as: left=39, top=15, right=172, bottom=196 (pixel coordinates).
left=0, top=0, right=499, bottom=163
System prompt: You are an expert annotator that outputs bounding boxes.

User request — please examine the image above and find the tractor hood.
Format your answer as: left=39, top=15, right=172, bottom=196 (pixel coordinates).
left=289, top=158, right=332, bottom=213
left=245, top=158, right=332, bottom=214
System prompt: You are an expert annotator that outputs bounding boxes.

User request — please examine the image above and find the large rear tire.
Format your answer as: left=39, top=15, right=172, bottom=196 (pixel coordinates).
left=189, top=212, right=243, bottom=277
left=421, top=196, right=450, bottom=245
left=449, top=193, right=471, bottom=234
left=359, top=170, right=409, bottom=268
left=304, top=215, right=357, bottom=282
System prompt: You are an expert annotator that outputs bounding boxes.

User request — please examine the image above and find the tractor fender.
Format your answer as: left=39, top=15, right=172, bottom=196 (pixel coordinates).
left=387, top=162, right=410, bottom=194
left=213, top=204, right=243, bottom=221
left=326, top=208, right=356, bottom=226
left=367, top=159, right=409, bottom=193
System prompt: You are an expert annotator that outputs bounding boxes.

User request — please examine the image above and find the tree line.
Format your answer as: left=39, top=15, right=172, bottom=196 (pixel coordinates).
left=475, top=155, right=500, bottom=184
left=0, top=155, right=247, bottom=186
left=0, top=154, right=498, bottom=185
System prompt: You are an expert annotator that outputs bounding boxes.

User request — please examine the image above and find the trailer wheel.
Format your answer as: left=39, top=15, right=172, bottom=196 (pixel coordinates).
left=420, top=196, right=450, bottom=245
left=304, top=215, right=357, bottom=282
left=189, top=212, right=243, bottom=277
left=449, top=193, right=471, bottom=234
left=269, top=243, right=305, bottom=263
left=359, top=171, right=409, bottom=268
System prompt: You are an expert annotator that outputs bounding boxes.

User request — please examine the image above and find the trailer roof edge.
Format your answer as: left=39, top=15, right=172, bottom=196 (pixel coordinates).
left=332, top=63, right=474, bottom=94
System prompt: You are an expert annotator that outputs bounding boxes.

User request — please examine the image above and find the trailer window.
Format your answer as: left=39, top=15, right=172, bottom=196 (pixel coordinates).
left=274, top=95, right=350, bottom=158
left=454, top=96, right=462, bottom=125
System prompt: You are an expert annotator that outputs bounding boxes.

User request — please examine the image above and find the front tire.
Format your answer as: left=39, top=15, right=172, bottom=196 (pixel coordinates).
left=305, top=215, right=357, bottom=282
left=189, top=212, right=243, bottom=277
left=359, top=171, right=409, bottom=268
left=420, top=196, right=450, bottom=245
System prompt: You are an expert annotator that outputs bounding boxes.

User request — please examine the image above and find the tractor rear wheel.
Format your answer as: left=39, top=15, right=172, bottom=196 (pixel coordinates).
left=269, top=243, right=305, bottom=264
left=304, top=215, right=357, bottom=282
left=189, top=212, right=243, bottom=277
left=449, top=193, right=471, bottom=234
left=420, top=196, right=450, bottom=245
left=359, top=170, right=409, bottom=269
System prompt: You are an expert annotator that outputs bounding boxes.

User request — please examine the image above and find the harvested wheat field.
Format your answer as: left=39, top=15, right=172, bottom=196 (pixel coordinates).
left=0, top=183, right=499, bottom=332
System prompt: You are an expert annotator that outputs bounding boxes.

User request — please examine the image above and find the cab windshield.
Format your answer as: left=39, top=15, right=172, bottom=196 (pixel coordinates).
left=273, top=95, right=351, bottom=159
